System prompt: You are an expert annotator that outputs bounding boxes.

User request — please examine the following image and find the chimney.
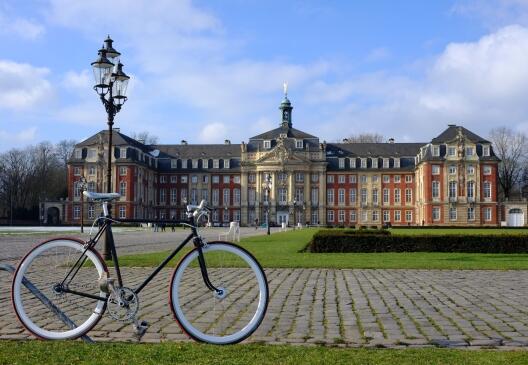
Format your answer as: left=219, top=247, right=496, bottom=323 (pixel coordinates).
left=388, top=138, right=395, bottom=144
left=224, top=139, right=231, bottom=145
left=181, top=140, right=188, bottom=145
left=114, top=128, right=120, bottom=133
left=447, top=124, right=456, bottom=127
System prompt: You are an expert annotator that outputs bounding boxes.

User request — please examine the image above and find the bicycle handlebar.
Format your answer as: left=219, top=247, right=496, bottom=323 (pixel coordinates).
left=186, top=200, right=211, bottom=218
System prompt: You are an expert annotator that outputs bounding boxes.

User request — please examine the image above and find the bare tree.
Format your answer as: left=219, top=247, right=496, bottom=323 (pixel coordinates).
left=55, top=139, right=77, bottom=167
left=489, top=127, right=528, bottom=199
left=340, top=133, right=384, bottom=143
left=131, top=131, right=159, bottom=145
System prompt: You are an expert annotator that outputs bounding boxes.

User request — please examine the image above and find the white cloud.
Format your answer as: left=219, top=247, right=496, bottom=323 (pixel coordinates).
left=0, top=127, right=38, bottom=146
left=0, top=13, right=44, bottom=40
left=199, top=122, right=229, bottom=143
left=366, top=47, right=391, bottom=62
left=62, top=69, right=92, bottom=91
left=0, top=60, right=53, bottom=110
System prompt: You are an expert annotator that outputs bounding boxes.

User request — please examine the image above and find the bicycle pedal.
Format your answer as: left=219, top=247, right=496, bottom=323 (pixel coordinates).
left=133, top=320, right=149, bottom=338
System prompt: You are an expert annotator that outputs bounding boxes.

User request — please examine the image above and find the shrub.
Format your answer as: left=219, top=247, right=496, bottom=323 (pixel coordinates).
left=309, top=230, right=528, bottom=253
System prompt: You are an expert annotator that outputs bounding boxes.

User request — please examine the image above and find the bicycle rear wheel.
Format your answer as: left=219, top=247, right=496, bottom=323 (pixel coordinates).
left=169, top=241, right=268, bottom=344
left=12, top=238, right=108, bottom=340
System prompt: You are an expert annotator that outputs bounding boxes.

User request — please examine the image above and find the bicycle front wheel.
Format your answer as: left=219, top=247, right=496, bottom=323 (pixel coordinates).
left=169, top=241, right=268, bottom=344
left=12, top=238, right=108, bottom=340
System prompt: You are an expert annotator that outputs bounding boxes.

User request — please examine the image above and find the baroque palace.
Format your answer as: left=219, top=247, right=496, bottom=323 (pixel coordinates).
left=66, top=94, right=500, bottom=227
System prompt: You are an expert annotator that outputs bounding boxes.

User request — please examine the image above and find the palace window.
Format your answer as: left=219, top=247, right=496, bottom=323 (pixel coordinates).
left=248, top=174, right=256, bottom=183
left=360, top=175, right=367, bottom=183
left=170, top=175, right=177, bottom=183
left=372, top=189, right=379, bottom=205
left=212, top=189, right=219, bottom=205
left=296, top=172, right=304, bottom=183
left=394, top=158, right=400, bottom=168
left=467, top=165, right=475, bottom=175
left=448, top=165, right=456, bottom=175
left=74, top=167, right=81, bottom=176
left=181, top=188, right=188, bottom=204
left=120, top=181, right=127, bottom=197
left=484, top=207, right=492, bottom=221
left=181, top=175, right=188, bottom=183
left=212, top=175, right=219, bottom=184
left=350, top=158, right=356, bottom=168
left=405, top=175, right=412, bottom=183
left=327, top=175, right=334, bottom=183
left=327, top=210, right=334, bottom=222
left=119, top=206, right=126, bottom=219
left=263, top=140, right=271, bottom=149
left=361, top=158, right=367, bottom=168
left=311, top=188, right=319, bottom=205
left=223, top=189, right=230, bottom=206
left=449, top=181, right=457, bottom=198
left=171, top=189, right=177, bottom=205
left=448, top=146, right=456, bottom=156
left=338, top=188, right=345, bottom=205
left=213, top=159, right=219, bottom=169
left=394, top=210, right=401, bottom=221
left=88, top=166, right=96, bottom=175
left=383, top=210, right=390, bottom=222
left=234, top=176, right=241, bottom=184
left=432, top=146, right=440, bottom=156
left=361, top=210, right=368, bottom=222
left=233, top=189, right=241, bottom=205
left=338, top=210, right=345, bottom=223
left=223, top=175, right=230, bottom=183
left=465, top=147, right=474, bottom=156
left=338, top=158, right=345, bottom=169
left=349, top=175, right=357, bottom=183
left=383, top=175, right=390, bottom=183
left=372, top=210, right=379, bottom=222
left=483, top=181, right=491, bottom=199
left=160, top=175, right=167, bottom=183
left=432, top=165, right=440, bottom=175
left=394, top=175, right=401, bottom=183
left=349, top=188, right=356, bottom=203
left=433, top=207, right=440, bottom=221
left=405, top=188, right=412, bottom=203
left=88, top=205, right=95, bottom=219
left=311, top=173, right=319, bottom=182
left=224, top=159, right=230, bottom=169
left=73, top=206, right=80, bottom=219
left=394, top=188, right=401, bottom=204
left=338, top=175, right=346, bottom=184
left=383, top=188, right=389, bottom=204
left=192, top=159, right=198, bottom=169
left=296, top=188, right=304, bottom=202
left=350, top=210, right=356, bottom=222
left=405, top=210, right=412, bottom=222
left=190, top=189, right=197, bottom=204
left=278, top=188, right=287, bottom=204
left=74, top=149, right=82, bottom=159
left=296, top=140, right=303, bottom=149
left=467, top=181, right=475, bottom=199
left=327, top=189, right=335, bottom=205
left=360, top=188, right=367, bottom=204
left=483, top=145, right=490, bottom=156
left=191, top=175, right=198, bottom=184
left=372, top=159, right=378, bottom=168
left=483, top=165, right=492, bottom=175
left=432, top=181, right=440, bottom=199
left=467, top=207, right=475, bottom=221
left=449, top=207, right=457, bottom=221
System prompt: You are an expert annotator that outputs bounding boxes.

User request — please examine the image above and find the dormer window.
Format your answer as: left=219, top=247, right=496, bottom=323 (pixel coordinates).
left=87, top=149, right=96, bottom=159
left=465, top=147, right=474, bottom=156
left=192, top=159, right=198, bottom=169
left=432, top=146, right=440, bottom=157
left=202, top=158, right=208, bottom=169
left=372, top=158, right=378, bottom=168
left=182, top=160, right=188, bottom=169
left=120, top=147, right=127, bottom=158
left=394, top=158, right=400, bottom=168
left=483, top=145, right=490, bottom=156
left=224, top=159, right=230, bottom=169
left=350, top=158, right=356, bottom=168
left=213, top=159, right=219, bottom=168
left=279, top=133, right=287, bottom=138
left=361, top=158, right=367, bottom=168
left=74, top=149, right=82, bottom=159
left=448, top=146, right=456, bottom=156
left=383, top=158, right=389, bottom=168
left=338, top=158, right=345, bottom=169
left=295, top=140, right=303, bottom=149
left=171, top=159, right=178, bottom=168
left=263, top=140, right=271, bottom=149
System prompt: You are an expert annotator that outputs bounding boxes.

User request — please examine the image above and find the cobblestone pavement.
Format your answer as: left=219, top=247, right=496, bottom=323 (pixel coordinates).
left=1, top=266, right=528, bottom=349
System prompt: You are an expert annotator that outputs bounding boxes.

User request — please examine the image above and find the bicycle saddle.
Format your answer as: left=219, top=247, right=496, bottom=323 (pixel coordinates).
left=83, top=191, right=121, bottom=201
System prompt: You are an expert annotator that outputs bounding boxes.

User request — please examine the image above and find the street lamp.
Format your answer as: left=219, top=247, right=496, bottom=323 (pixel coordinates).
left=91, top=35, right=130, bottom=260
left=224, top=206, right=229, bottom=225
left=262, top=173, right=272, bottom=235
left=79, top=176, right=87, bottom=233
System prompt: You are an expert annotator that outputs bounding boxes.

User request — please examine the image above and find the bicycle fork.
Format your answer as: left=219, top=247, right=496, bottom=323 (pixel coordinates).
left=195, top=243, right=225, bottom=299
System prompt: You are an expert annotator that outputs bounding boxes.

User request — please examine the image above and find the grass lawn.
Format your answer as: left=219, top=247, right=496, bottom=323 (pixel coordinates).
left=114, top=228, right=528, bottom=270
left=0, top=341, right=527, bottom=365
left=390, top=228, right=528, bottom=236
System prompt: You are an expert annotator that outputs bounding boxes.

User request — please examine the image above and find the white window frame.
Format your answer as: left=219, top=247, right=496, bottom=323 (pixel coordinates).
left=263, top=140, right=271, bottom=149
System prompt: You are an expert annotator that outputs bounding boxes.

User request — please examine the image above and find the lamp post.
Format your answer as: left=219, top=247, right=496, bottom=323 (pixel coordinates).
left=262, top=173, right=272, bottom=235
left=91, top=35, right=130, bottom=260
left=79, top=176, right=87, bottom=233
left=224, top=206, right=229, bottom=225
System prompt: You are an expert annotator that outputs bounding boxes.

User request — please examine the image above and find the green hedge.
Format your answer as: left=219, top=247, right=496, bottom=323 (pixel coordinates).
left=309, top=231, right=528, bottom=253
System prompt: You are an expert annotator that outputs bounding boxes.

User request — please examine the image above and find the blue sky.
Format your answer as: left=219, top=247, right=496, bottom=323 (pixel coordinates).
left=1, top=0, right=527, bottom=151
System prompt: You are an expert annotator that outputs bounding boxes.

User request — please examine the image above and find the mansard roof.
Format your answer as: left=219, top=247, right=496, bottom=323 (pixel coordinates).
left=77, top=130, right=152, bottom=152
left=431, top=125, right=489, bottom=144
left=250, top=125, right=317, bottom=140
left=154, top=144, right=241, bottom=159
left=328, top=142, right=424, bottom=157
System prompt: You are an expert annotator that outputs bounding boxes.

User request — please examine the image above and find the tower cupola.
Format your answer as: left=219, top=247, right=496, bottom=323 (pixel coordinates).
left=279, top=82, right=293, bottom=129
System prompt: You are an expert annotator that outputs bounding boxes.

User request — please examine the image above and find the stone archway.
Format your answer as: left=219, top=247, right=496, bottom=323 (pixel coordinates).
left=47, top=207, right=60, bottom=225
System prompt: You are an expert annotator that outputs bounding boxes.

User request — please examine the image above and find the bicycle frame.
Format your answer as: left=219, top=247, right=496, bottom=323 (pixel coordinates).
left=58, top=208, right=221, bottom=302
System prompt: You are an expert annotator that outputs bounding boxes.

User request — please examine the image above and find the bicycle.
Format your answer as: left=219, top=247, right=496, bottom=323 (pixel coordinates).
left=11, top=192, right=269, bottom=345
